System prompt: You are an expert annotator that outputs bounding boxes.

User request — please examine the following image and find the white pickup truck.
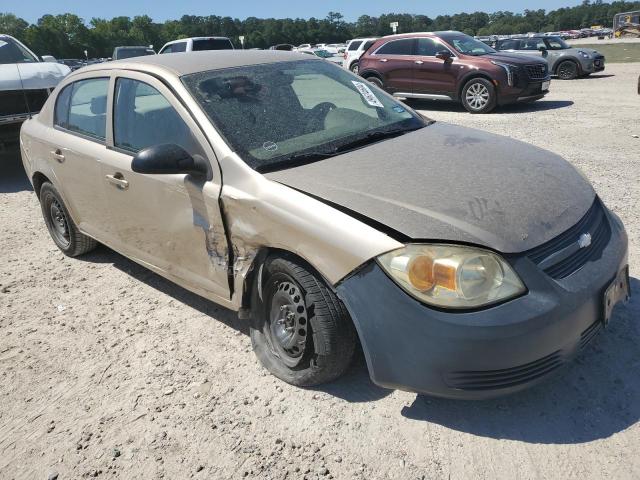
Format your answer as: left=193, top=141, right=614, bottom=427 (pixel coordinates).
left=1, top=34, right=70, bottom=146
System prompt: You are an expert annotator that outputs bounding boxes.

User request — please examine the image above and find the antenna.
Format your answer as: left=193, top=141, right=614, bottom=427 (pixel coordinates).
left=15, top=63, right=33, bottom=120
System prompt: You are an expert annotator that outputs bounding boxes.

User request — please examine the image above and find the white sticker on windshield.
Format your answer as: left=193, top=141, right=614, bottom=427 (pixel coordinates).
left=352, top=81, right=384, bottom=108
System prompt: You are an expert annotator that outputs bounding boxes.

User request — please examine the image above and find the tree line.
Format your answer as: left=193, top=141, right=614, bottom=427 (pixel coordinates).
left=1, top=1, right=639, bottom=59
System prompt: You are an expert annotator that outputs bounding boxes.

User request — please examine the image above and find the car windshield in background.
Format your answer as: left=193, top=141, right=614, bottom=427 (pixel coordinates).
left=545, top=37, right=570, bottom=50
left=0, top=37, right=38, bottom=64
left=183, top=60, right=426, bottom=171
left=193, top=39, right=234, bottom=51
left=441, top=34, right=496, bottom=56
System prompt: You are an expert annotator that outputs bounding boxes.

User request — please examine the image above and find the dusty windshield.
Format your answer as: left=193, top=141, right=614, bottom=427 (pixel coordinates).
left=0, top=37, right=38, bottom=64
left=183, top=60, right=426, bottom=171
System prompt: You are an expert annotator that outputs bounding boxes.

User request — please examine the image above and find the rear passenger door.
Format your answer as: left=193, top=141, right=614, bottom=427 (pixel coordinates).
left=370, top=38, right=416, bottom=93
left=47, top=74, right=114, bottom=242
left=100, top=72, right=231, bottom=301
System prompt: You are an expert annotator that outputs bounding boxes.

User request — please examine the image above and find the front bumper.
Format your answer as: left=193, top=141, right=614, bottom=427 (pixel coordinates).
left=336, top=208, right=628, bottom=399
left=499, top=77, right=551, bottom=105
left=583, top=56, right=605, bottom=73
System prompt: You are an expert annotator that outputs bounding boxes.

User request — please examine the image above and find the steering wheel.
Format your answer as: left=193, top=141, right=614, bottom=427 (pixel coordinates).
left=307, top=102, right=337, bottom=131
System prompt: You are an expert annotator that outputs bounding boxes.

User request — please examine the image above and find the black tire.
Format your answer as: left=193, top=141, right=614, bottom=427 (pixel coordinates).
left=556, top=60, right=579, bottom=80
left=39, top=182, right=97, bottom=257
left=461, top=78, right=497, bottom=114
left=365, top=76, right=384, bottom=89
left=349, top=62, right=359, bottom=74
left=250, top=254, right=356, bottom=386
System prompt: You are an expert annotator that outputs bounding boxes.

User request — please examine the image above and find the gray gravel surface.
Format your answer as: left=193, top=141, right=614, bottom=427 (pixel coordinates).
left=1, top=62, right=639, bottom=480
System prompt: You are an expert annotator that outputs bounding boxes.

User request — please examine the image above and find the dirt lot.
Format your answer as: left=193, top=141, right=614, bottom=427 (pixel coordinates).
left=1, top=63, right=639, bottom=480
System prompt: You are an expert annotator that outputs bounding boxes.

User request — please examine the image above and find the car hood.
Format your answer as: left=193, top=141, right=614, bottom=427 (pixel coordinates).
left=567, top=48, right=600, bottom=56
left=0, top=62, right=70, bottom=91
left=482, top=52, right=547, bottom=65
left=266, top=123, right=595, bottom=253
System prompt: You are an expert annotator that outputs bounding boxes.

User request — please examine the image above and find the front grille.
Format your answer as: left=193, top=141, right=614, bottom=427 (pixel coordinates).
left=445, top=351, right=563, bottom=391
left=0, top=89, right=49, bottom=118
left=525, top=63, right=548, bottom=80
left=579, top=320, right=602, bottom=350
left=526, top=198, right=611, bottom=279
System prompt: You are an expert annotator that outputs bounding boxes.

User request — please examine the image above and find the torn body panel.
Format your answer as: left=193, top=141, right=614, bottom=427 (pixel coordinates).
left=217, top=154, right=404, bottom=310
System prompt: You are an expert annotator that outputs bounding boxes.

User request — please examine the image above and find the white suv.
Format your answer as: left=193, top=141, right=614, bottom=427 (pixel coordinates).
left=343, top=38, right=378, bottom=74
left=159, top=37, right=234, bottom=54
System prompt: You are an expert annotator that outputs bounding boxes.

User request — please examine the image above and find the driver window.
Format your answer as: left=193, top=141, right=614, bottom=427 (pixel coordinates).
left=416, top=38, right=438, bottom=56
left=113, top=77, right=200, bottom=154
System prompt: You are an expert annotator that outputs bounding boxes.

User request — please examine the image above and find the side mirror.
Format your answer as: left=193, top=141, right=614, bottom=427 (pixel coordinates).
left=538, top=46, right=548, bottom=52
left=435, top=50, right=452, bottom=62
left=41, top=55, right=57, bottom=63
left=131, top=144, right=207, bottom=177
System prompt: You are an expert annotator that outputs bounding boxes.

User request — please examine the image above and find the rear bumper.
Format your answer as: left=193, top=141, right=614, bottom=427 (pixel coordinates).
left=336, top=209, right=628, bottom=400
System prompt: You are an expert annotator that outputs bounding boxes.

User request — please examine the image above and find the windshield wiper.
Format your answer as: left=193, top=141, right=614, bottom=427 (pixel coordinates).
left=332, top=126, right=424, bottom=154
left=255, top=151, right=337, bottom=173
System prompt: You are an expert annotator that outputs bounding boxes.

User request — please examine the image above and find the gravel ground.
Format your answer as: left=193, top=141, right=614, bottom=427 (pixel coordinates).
left=1, top=63, right=639, bottom=480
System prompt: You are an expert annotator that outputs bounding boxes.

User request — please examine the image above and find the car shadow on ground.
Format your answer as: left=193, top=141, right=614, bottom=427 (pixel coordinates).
left=401, top=277, right=640, bottom=445
left=578, top=74, right=616, bottom=80
left=0, top=148, right=33, bottom=194
left=79, top=245, right=393, bottom=402
left=404, top=99, right=574, bottom=114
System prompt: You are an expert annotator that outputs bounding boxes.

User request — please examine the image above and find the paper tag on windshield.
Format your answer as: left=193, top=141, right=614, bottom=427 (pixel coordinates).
left=352, top=81, right=384, bottom=108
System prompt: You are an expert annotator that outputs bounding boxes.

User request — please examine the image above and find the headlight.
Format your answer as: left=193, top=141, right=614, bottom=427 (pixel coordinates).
left=491, top=61, right=517, bottom=86
left=578, top=50, right=591, bottom=59
left=377, top=244, right=526, bottom=309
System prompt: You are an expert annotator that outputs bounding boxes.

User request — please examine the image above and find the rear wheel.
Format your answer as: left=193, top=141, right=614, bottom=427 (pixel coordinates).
left=461, top=78, right=496, bottom=114
left=250, top=255, right=356, bottom=386
left=556, top=60, right=579, bottom=80
left=39, top=182, right=97, bottom=257
left=350, top=62, right=359, bottom=74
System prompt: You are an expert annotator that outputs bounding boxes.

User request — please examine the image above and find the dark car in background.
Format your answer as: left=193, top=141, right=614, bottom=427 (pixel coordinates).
left=358, top=31, right=551, bottom=113
left=112, top=46, right=156, bottom=61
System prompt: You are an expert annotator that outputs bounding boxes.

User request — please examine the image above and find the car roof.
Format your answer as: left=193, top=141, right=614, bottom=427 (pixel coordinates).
left=78, top=50, right=317, bottom=77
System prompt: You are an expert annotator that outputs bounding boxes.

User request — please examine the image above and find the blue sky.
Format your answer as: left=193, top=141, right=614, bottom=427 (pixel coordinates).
left=14, top=0, right=584, bottom=24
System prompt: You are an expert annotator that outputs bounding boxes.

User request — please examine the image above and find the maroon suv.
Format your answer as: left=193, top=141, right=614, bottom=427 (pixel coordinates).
left=359, top=31, right=551, bottom=113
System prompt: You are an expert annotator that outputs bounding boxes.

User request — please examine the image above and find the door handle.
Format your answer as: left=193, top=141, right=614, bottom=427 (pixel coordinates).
left=106, top=173, right=129, bottom=190
left=51, top=150, right=65, bottom=163
left=414, top=60, right=424, bottom=65
left=379, top=58, right=388, bottom=62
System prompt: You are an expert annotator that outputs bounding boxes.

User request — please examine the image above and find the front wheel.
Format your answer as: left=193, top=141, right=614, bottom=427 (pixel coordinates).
left=365, top=76, right=384, bottom=89
left=250, top=255, right=356, bottom=386
left=556, top=60, right=579, bottom=80
left=461, top=78, right=497, bottom=114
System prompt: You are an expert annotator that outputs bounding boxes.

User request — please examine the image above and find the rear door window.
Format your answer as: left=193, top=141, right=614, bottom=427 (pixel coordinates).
left=348, top=41, right=362, bottom=51
left=56, top=78, right=109, bottom=140
left=162, top=42, right=186, bottom=54
left=375, top=39, right=415, bottom=56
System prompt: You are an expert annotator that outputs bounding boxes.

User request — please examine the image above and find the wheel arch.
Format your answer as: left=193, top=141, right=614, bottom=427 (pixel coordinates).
left=32, top=171, right=52, bottom=199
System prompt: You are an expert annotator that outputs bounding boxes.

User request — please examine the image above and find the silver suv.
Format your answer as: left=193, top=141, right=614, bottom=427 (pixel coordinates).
left=343, top=37, right=378, bottom=74
left=495, top=36, right=604, bottom=80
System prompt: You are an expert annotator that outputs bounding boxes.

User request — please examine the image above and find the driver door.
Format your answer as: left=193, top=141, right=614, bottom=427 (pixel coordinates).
left=100, top=72, right=231, bottom=302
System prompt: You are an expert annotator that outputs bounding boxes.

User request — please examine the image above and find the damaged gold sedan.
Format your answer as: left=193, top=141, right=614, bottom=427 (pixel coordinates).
left=20, top=51, right=629, bottom=398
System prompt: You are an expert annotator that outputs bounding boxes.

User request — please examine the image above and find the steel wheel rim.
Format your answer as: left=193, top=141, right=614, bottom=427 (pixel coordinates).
left=48, top=197, right=70, bottom=247
left=267, top=278, right=308, bottom=367
left=558, top=62, right=575, bottom=79
left=466, top=83, right=490, bottom=110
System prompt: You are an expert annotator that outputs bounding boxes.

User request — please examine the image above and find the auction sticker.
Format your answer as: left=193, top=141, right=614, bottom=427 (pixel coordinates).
left=352, top=81, right=384, bottom=108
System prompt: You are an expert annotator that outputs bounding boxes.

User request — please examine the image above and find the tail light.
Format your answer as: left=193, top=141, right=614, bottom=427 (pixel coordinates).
left=344, top=52, right=347, bottom=59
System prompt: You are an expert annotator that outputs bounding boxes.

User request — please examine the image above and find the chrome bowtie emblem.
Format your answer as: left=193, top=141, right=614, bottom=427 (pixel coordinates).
left=578, top=233, right=592, bottom=249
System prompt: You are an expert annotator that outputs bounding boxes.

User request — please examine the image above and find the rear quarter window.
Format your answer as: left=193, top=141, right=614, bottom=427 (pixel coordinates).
left=348, top=41, right=362, bottom=51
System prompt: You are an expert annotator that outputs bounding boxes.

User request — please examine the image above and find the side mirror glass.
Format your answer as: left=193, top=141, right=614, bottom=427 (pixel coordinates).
left=131, top=144, right=207, bottom=177
left=435, top=50, right=452, bottom=61
left=41, top=55, right=57, bottom=63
